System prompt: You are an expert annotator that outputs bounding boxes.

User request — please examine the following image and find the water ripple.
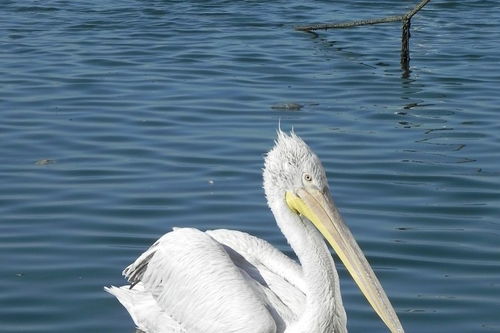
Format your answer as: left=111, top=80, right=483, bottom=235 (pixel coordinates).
left=1, top=0, right=500, bottom=332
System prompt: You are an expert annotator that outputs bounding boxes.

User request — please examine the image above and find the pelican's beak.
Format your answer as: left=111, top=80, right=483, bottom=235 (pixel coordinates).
left=286, top=187, right=404, bottom=333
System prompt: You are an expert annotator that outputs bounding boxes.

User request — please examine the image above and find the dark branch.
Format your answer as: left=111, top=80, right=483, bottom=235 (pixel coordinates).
left=401, top=19, right=412, bottom=78
left=405, top=0, right=431, bottom=20
left=295, top=0, right=431, bottom=32
left=295, top=15, right=403, bottom=31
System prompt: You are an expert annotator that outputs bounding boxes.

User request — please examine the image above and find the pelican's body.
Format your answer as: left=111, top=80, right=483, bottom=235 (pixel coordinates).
left=106, top=132, right=404, bottom=333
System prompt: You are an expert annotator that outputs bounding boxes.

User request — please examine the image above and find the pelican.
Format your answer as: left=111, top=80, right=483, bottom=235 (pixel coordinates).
left=106, top=131, right=404, bottom=333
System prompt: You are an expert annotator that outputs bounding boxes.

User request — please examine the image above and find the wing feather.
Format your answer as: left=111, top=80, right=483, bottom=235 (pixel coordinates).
left=105, top=284, right=185, bottom=333
left=115, top=228, right=277, bottom=333
left=206, top=229, right=306, bottom=319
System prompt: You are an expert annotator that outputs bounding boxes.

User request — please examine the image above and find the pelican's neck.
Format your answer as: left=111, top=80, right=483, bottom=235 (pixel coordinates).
left=271, top=202, right=346, bottom=331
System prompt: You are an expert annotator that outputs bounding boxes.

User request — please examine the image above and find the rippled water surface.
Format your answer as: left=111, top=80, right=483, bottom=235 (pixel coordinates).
left=1, top=1, right=500, bottom=332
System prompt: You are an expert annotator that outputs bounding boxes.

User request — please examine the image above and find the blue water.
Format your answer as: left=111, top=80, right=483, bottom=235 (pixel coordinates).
left=1, top=1, right=500, bottom=332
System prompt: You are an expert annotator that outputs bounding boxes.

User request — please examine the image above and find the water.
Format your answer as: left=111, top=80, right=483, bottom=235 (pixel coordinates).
left=1, top=0, right=500, bottom=332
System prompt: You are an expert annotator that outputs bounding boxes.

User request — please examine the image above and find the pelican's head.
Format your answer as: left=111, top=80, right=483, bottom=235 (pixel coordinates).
left=263, top=130, right=404, bottom=333
left=263, top=131, right=328, bottom=207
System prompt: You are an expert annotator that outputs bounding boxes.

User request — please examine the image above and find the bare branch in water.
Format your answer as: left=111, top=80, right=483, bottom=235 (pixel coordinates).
left=295, top=0, right=431, bottom=32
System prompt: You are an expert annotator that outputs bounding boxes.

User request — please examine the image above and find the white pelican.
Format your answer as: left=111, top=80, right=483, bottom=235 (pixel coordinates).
left=106, top=131, right=404, bottom=333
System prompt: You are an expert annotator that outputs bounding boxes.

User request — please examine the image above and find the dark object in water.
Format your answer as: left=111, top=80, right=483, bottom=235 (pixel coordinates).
left=271, top=103, right=303, bottom=111
left=35, top=159, right=56, bottom=166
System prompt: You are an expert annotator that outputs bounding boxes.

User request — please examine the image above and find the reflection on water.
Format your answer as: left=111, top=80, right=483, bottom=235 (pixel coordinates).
left=397, top=74, right=480, bottom=168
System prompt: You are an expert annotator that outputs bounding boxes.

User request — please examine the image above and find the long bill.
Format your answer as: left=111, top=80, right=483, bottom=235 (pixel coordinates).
left=285, top=187, right=404, bottom=333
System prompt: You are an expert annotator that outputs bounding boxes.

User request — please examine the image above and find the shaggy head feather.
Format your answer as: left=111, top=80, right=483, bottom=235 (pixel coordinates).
left=263, top=131, right=328, bottom=208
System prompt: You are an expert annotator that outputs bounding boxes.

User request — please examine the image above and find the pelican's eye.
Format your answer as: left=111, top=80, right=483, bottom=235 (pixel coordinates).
left=303, top=173, right=312, bottom=182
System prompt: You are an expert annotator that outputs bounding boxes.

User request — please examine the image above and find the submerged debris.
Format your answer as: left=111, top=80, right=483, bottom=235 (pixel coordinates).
left=271, top=103, right=304, bottom=111
left=35, top=159, right=56, bottom=166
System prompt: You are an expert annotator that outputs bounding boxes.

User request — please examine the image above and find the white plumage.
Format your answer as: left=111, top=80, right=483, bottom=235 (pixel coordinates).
left=106, top=131, right=404, bottom=333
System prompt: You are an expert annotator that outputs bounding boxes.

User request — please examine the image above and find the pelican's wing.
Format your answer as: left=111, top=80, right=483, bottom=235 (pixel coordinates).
left=107, top=228, right=277, bottom=333
left=206, top=229, right=306, bottom=319
left=206, top=229, right=305, bottom=291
